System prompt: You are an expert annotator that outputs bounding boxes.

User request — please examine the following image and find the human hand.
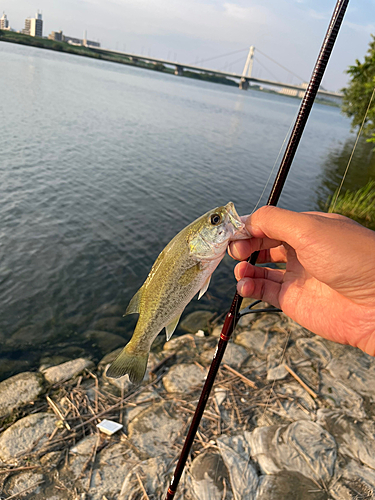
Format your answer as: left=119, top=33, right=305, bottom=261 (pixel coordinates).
left=228, top=206, right=375, bottom=356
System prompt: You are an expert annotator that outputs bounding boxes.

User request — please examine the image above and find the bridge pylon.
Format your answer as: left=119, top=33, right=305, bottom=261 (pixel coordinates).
left=239, top=46, right=255, bottom=90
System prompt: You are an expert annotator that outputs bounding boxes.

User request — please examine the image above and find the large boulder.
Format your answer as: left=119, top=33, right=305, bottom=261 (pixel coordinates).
left=42, top=358, right=94, bottom=384
left=0, top=413, right=58, bottom=463
left=0, top=372, right=44, bottom=416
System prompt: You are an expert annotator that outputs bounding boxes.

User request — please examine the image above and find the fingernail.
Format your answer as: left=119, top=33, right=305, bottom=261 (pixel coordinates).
left=237, top=280, right=245, bottom=296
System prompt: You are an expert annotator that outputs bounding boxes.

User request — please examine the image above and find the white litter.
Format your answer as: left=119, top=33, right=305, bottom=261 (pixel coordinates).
left=96, top=419, right=123, bottom=436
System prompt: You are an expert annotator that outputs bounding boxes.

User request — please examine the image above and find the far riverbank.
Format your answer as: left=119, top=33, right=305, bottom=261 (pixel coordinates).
left=0, top=29, right=338, bottom=106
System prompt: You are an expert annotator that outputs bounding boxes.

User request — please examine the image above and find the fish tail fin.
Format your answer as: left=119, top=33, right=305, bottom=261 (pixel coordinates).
left=106, top=345, right=149, bottom=385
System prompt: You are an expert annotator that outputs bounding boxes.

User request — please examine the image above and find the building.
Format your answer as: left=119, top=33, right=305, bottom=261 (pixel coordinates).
left=48, top=30, right=63, bottom=41
left=0, top=12, right=10, bottom=30
left=64, top=35, right=83, bottom=46
left=22, top=11, right=43, bottom=37
left=279, top=82, right=308, bottom=99
left=83, top=39, right=100, bottom=48
left=63, top=34, right=100, bottom=48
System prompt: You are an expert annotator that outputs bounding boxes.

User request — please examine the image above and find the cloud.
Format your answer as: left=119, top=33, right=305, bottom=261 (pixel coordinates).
left=308, top=9, right=329, bottom=20
left=344, top=20, right=375, bottom=35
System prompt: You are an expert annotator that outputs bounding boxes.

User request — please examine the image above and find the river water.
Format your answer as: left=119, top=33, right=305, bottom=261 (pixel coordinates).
left=1, top=42, right=372, bottom=378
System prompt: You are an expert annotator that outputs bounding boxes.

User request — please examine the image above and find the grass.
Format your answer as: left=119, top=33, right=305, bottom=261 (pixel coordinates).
left=326, top=179, right=375, bottom=229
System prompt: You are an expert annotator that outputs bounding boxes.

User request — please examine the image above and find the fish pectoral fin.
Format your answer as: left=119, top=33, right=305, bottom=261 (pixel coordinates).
left=124, top=287, right=143, bottom=316
left=198, top=276, right=211, bottom=300
left=165, top=315, right=181, bottom=341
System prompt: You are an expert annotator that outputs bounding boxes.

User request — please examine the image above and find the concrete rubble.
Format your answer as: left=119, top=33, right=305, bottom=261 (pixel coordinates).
left=0, top=307, right=374, bottom=499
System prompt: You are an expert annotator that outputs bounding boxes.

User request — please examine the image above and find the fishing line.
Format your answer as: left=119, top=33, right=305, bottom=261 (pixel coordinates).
left=331, top=86, right=375, bottom=212
left=251, top=105, right=302, bottom=214
left=259, top=329, right=291, bottom=427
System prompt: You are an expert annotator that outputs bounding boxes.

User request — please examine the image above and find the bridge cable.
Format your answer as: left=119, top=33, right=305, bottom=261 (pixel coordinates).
left=189, top=47, right=249, bottom=66
left=253, top=57, right=280, bottom=82
left=256, top=48, right=306, bottom=82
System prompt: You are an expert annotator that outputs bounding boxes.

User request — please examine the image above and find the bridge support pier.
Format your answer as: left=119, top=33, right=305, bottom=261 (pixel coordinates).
left=239, top=78, right=249, bottom=90
left=174, top=65, right=183, bottom=76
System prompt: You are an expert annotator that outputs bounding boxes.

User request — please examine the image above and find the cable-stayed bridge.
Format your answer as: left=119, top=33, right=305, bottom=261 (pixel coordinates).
left=92, top=45, right=342, bottom=100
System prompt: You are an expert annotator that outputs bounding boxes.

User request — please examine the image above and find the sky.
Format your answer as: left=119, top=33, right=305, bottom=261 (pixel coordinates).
left=2, top=0, right=375, bottom=91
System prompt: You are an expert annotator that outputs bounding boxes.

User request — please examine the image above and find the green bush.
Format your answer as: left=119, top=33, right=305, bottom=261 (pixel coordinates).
left=326, top=180, right=375, bottom=229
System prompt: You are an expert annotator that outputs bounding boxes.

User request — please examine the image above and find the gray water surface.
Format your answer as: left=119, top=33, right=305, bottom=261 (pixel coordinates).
left=0, top=42, right=362, bottom=377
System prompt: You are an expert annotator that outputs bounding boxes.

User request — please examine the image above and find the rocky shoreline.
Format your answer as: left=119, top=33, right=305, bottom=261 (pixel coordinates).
left=0, top=304, right=375, bottom=499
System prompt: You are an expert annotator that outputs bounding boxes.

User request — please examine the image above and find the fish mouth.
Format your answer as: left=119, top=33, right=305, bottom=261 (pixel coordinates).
left=225, top=202, right=246, bottom=231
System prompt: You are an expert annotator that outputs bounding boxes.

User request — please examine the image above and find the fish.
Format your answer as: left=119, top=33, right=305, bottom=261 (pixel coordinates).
left=106, top=202, right=250, bottom=384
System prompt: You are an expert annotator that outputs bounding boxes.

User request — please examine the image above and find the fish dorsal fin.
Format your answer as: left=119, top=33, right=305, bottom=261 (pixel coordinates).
left=198, top=276, right=211, bottom=300
left=165, top=315, right=181, bottom=341
left=124, top=287, right=143, bottom=316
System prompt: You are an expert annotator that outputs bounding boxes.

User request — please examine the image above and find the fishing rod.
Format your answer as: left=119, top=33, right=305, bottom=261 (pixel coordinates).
left=165, top=1, right=349, bottom=498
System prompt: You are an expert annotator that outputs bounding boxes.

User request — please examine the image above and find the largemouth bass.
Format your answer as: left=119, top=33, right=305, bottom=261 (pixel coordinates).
left=107, top=202, right=249, bottom=384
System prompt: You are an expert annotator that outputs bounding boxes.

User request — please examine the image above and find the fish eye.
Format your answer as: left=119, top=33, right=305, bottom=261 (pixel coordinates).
left=210, top=213, right=221, bottom=225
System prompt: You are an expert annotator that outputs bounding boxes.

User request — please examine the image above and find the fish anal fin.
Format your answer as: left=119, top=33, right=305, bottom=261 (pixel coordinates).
left=124, top=288, right=143, bottom=316
left=198, top=276, right=211, bottom=300
left=106, top=345, right=148, bottom=385
left=165, top=315, right=181, bottom=341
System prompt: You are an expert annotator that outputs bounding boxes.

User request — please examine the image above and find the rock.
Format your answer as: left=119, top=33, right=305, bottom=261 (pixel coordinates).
left=39, top=450, right=63, bottom=470
left=251, top=314, right=282, bottom=332
left=0, top=413, right=58, bottom=463
left=284, top=318, right=313, bottom=339
left=266, top=345, right=288, bottom=380
left=211, top=325, right=223, bottom=337
left=95, top=303, right=125, bottom=318
left=267, top=364, right=288, bottom=380
left=6, top=325, right=52, bottom=348
left=180, top=311, right=214, bottom=333
left=273, top=382, right=316, bottom=421
left=214, top=387, right=227, bottom=407
left=296, top=337, right=332, bottom=367
left=189, top=450, right=228, bottom=500
left=39, top=356, right=71, bottom=371
left=5, top=472, right=44, bottom=498
left=330, top=477, right=374, bottom=500
left=0, top=358, right=32, bottom=379
left=235, top=328, right=282, bottom=357
left=128, top=402, right=184, bottom=458
left=83, top=330, right=126, bottom=353
left=332, top=458, right=375, bottom=498
left=249, top=420, right=336, bottom=484
left=317, top=409, right=375, bottom=470
left=58, top=345, right=88, bottom=359
left=102, top=370, right=133, bottom=393
left=0, top=372, right=44, bottom=416
left=89, top=317, right=127, bottom=334
left=89, top=442, right=138, bottom=500
left=65, top=313, right=91, bottom=328
left=98, top=347, right=122, bottom=369
left=68, top=435, right=98, bottom=480
left=126, top=389, right=160, bottom=423
left=320, top=372, right=365, bottom=418
left=119, top=456, right=170, bottom=500
left=217, top=433, right=258, bottom=499
left=201, top=342, right=248, bottom=369
left=257, top=471, right=328, bottom=500
left=42, top=358, right=94, bottom=384
left=325, top=345, right=375, bottom=400
left=162, top=363, right=207, bottom=393
left=163, top=334, right=196, bottom=352
left=237, top=299, right=269, bottom=327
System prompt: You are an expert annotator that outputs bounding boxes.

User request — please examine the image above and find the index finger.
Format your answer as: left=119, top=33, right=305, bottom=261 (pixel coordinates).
left=245, top=206, right=352, bottom=249
left=228, top=239, right=287, bottom=262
